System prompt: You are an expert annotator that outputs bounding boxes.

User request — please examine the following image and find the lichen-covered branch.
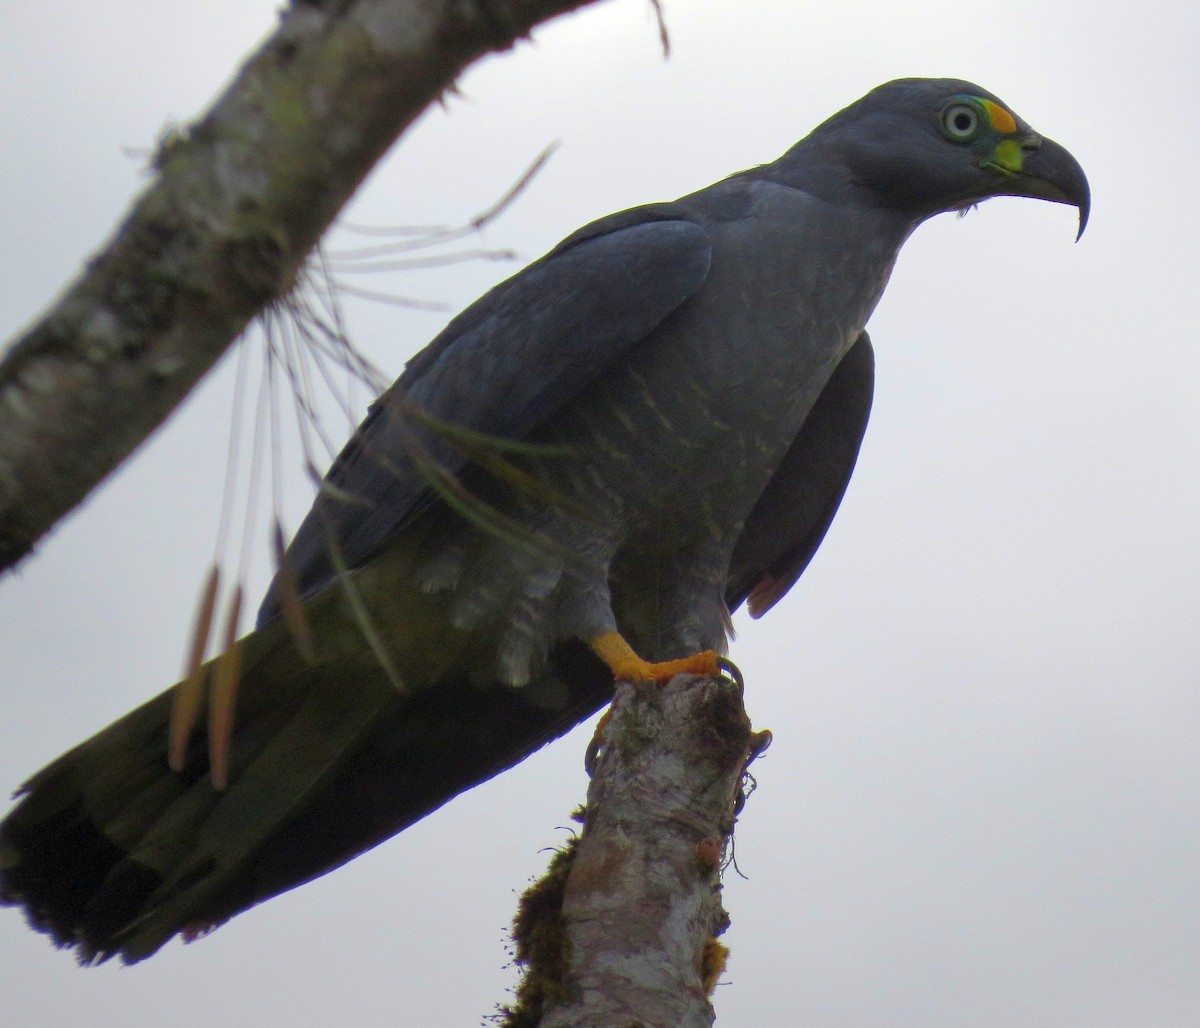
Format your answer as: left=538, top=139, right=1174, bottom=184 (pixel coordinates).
left=504, top=673, right=771, bottom=1026
left=0, top=0, right=602, bottom=572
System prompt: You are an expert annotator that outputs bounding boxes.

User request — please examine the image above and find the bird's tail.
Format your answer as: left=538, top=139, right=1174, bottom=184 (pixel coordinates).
left=0, top=614, right=611, bottom=964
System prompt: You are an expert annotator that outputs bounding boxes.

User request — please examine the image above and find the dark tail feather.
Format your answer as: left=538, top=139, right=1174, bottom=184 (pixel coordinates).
left=0, top=635, right=611, bottom=964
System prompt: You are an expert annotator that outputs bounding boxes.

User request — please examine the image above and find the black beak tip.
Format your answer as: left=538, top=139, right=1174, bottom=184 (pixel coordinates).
left=1047, top=143, right=1090, bottom=242
left=1020, top=134, right=1090, bottom=242
left=1073, top=174, right=1091, bottom=241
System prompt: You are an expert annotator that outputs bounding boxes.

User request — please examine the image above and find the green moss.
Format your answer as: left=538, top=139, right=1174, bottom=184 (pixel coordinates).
left=152, top=124, right=193, bottom=173
left=495, top=809, right=585, bottom=1026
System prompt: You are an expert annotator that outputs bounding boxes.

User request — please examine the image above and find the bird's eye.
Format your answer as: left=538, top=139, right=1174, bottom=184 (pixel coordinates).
left=941, top=102, right=980, bottom=142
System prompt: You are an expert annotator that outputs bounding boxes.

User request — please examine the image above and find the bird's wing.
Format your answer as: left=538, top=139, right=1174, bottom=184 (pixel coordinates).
left=260, top=207, right=712, bottom=623
left=725, top=331, right=875, bottom=618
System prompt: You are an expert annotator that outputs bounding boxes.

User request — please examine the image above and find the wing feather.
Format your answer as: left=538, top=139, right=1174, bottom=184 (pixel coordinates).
left=259, top=212, right=712, bottom=625
left=726, top=332, right=875, bottom=617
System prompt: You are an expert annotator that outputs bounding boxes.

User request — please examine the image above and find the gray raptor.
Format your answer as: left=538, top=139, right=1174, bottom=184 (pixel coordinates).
left=0, top=78, right=1089, bottom=963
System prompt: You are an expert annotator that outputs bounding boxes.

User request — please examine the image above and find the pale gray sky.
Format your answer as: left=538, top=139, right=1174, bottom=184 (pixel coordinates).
left=2, top=2, right=1198, bottom=1025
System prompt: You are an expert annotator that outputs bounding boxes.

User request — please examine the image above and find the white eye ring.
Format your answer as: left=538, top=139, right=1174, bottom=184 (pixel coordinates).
left=942, top=102, right=980, bottom=142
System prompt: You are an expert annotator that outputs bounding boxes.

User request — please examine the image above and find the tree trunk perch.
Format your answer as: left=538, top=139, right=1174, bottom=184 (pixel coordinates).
left=0, top=0, right=602, bottom=572
left=506, top=672, right=770, bottom=1026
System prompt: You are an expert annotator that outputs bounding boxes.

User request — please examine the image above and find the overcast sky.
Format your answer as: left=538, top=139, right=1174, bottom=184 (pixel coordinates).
left=2, top=1, right=1198, bottom=1025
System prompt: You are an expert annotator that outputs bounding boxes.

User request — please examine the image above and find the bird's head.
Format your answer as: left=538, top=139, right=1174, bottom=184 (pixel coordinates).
left=800, top=78, right=1090, bottom=239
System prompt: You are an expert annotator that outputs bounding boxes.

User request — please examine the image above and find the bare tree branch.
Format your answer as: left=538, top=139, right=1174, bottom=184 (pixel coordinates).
left=504, top=672, right=771, bottom=1026
left=0, top=0, right=603, bottom=572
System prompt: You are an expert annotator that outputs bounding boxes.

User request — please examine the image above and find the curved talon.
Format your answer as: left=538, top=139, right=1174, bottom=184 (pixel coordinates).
left=584, top=707, right=612, bottom=776
left=747, top=728, right=773, bottom=761
left=716, top=656, right=744, bottom=693
left=584, top=733, right=603, bottom=777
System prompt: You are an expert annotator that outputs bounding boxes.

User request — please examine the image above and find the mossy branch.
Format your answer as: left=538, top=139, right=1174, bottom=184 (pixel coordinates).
left=0, top=0, right=601, bottom=572
left=502, top=673, right=771, bottom=1026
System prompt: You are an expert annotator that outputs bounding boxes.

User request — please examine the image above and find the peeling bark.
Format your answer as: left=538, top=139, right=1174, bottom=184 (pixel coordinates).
left=0, top=0, right=603, bottom=572
left=506, top=673, right=770, bottom=1027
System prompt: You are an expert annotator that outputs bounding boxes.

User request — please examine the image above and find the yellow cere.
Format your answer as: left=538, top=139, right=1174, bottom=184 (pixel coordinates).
left=992, top=139, right=1024, bottom=173
left=979, top=98, right=1018, bottom=135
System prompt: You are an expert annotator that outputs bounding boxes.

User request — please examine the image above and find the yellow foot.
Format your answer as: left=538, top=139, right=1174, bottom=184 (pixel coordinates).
left=589, top=631, right=724, bottom=685
left=584, top=633, right=745, bottom=775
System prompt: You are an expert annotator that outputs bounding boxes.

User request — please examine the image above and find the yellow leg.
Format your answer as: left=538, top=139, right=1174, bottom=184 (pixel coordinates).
left=584, top=632, right=742, bottom=775
left=589, top=630, right=722, bottom=684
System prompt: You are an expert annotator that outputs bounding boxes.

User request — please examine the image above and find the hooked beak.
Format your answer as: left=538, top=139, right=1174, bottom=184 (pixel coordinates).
left=998, top=133, right=1091, bottom=241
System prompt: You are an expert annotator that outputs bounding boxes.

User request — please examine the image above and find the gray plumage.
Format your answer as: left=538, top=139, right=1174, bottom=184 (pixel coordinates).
left=0, top=78, right=1089, bottom=963
left=264, top=77, right=1087, bottom=670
